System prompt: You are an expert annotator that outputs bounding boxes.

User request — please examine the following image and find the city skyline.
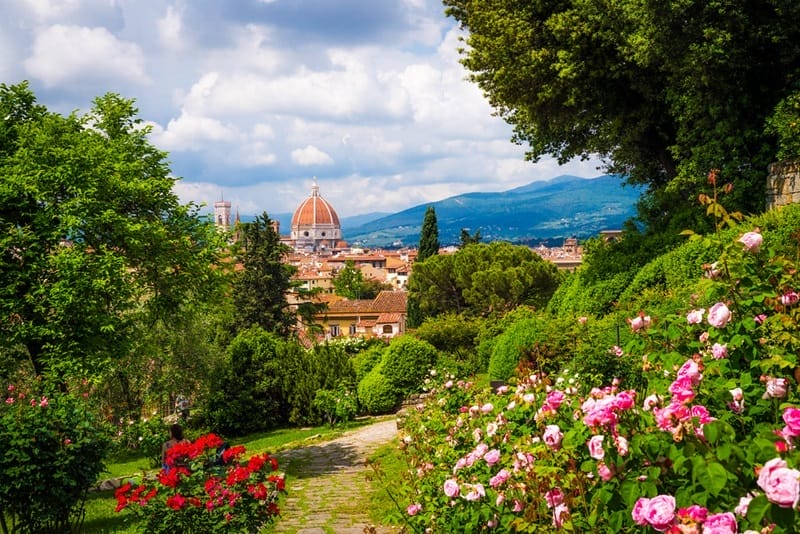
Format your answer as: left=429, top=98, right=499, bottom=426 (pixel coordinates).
left=2, top=0, right=604, bottom=217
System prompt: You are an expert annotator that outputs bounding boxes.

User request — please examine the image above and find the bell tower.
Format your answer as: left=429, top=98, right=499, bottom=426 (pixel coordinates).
left=214, top=196, right=232, bottom=231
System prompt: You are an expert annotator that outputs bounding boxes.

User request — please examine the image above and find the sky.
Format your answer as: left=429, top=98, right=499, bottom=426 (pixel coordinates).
left=2, top=0, right=604, bottom=218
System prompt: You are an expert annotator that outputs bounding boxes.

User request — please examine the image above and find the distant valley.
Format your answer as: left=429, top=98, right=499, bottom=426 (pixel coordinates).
left=248, top=174, right=644, bottom=248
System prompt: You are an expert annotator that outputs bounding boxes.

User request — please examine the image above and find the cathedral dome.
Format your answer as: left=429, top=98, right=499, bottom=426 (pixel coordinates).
left=291, top=181, right=342, bottom=252
left=291, top=183, right=341, bottom=227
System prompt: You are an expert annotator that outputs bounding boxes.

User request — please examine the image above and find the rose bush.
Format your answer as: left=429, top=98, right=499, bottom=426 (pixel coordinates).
left=115, top=432, right=285, bottom=533
left=0, top=384, right=110, bottom=533
left=392, top=221, right=800, bottom=532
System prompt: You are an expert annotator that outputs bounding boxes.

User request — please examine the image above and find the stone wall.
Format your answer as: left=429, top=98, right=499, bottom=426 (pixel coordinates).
left=767, top=160, right=800, bottom=210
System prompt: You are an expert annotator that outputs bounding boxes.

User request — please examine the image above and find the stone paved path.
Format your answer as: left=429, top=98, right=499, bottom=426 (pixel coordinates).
left=271, top=417, right=403, bottom=534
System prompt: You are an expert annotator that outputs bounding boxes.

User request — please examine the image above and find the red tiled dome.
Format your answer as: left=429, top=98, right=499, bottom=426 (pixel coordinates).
left=291, top=184, right=341, bottom=227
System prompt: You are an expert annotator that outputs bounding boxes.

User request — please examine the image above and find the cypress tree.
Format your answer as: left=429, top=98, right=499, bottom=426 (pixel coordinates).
left=418, top=206, right=440, bottom=262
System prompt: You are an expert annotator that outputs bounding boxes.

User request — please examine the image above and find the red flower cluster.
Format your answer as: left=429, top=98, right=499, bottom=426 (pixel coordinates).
left=115, top=433, right=285, bottom=532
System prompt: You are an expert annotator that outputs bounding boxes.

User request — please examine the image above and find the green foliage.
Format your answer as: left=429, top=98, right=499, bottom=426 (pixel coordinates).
left=409, top=242, right=563, bottom=320
left=487, top=318, right=545, bottom=381
left=767, top=90, right=800, bottom=161
left=357, top=367, right=398, bottom=415
left=201, top=327, right=287, bottom=437
left=0, top=386, right=110, bottom=533
left=312, top=382, right=359, bottom=429
left=418, top=206, right=440, bottom=262
left=414, top=313, right=482, bottom=354
left=281, top=342, right=357, bottom=427
left=233, top=213, right=297, bottom=336
left=110, top=413, right=168, bottom=468
left=379, top=336, right=439, bottom=396
left=0, top=83, right=227, bottom=382
left=332, top=260, right=390, bottom=299
left=352, top=343, right=386, bottom=382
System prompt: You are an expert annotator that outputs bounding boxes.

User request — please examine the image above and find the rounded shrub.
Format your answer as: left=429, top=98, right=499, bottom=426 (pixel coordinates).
left=380, top=336, right=439, bottom=396
left=357, top=367, right=398, bottom=415
left=352, top=343, right=385, bottom=382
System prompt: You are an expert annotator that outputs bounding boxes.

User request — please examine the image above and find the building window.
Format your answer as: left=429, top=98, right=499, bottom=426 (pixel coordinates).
left=330, top=324, right=340, bottom=337
left=382, top=324, right=393, bottom=334
left=303, top=231, right=309, bottom=237
left=322, top=231, right=326, bottom=237
left=349, top=323, right=357, bottom=335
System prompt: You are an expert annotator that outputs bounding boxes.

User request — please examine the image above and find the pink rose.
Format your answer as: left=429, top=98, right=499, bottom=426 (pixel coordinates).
left=781, top=291, right=799, bottom=307
left=543, top=425, right=564, bottom=450
left=677, top=504, right=708, bottom=524
left=545, top=487, right=565, bottom=508
left=702, top=512, right=737, bottom=533
left=711, top=343, right=728, bottom=360
left=645, top=494, right=676, bottom=531
left=782, top=407, right=800, bottom=436
left=578, top=316, right=588, bottom=325
left=734, top=495, right=752, bottom=517
left=443, top=478, right=460, bottom=498
left=757, top=457, right=800, bottom=508
left=629, top=314, right=652, bottom=332
left=552, top=503, right=569, bottom=528
left=462, top=483, right=485, bottom=502
left=765, top=377, right=789, bottom=399
left=615, top=435, right=629, bottom=456
left=489, top=469, right=510, bottom=488
left=632, top=498, right=650, bottom=526
left=738, top=230, right=762, bottom=253
left=643, top=393, right=662, bottom=411
left=707, top=302, right=732, bottom=328
left=545, top=390, right=566, bottom=411
left=598, top=462, right=614, bottom=481
left=587, top=435, right=605, bottom=460
left=407, top=503, right=422, bottom=516
left=483, top=449, right=501, bottom=466
left=687, top=308, right=705, bottom=325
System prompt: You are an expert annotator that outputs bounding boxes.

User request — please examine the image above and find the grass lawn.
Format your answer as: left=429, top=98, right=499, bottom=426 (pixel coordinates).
left=82, top=417, right=382, bottom=533
left=366, top=439, right=407, bottom=529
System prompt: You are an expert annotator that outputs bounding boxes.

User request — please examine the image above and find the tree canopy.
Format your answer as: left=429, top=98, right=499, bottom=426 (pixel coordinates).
left=0, top=82, right=227, bottom=381
left=443, top=0, right=800, bottom=231
left=408, top=242, right=562, bottom=319
left=332, top=260, right=390, bottom=300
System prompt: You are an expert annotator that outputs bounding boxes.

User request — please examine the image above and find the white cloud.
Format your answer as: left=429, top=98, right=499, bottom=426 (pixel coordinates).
left=153, top=110, right=239, bottom=151
left=291, top=145, right=333, bottom=166
left=156, top=4, right=184, bottom=51
left=24, top=24, right=148, bottom=87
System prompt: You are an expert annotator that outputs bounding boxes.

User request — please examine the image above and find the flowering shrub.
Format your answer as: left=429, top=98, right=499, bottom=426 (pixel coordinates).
left=115, top=433, right=285, bottom=533
left=110, top=412, right=168, bottom=467
left=393, top=221, right=800, bottom=532
left=0, top=386, right=110, bottom=533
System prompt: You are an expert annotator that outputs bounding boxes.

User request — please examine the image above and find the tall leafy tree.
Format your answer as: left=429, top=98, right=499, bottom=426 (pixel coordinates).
left=443, top=0, right=800, bottom=231
left=232, top=212, right=297, bottom=336
left=418, top=206, right=440, bottom=261
left=332, top=260, right=390, bottom=300
left=0, top=82, right=227, bottom=382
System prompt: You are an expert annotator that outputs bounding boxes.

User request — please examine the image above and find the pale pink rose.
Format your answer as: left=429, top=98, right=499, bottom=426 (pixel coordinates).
left=443, top=478, right=460, bottom=498
left=707, top=302, right=732, bottom=328
left=629, top=314, right=651, bottom=332
left=615, top=435, right=629, bottom=456
left=677, top=359, right=703, bottom=385
left=730, top=388, right=743, bottom=402
left=462, top=483, right=486, bottom=502
left=552, top=503, right=569, bottom=528
left=734, top=495, right=752, bottom=517
left=483, top=449, right=501, bottom=466
left=781, top=291, right=799, bottom=307
left=545, top=487, right=564, bottom=508
left=632, top=498, right=650, bottom=526
left=578, top=316, right=588, bottom=325
left=754, top=313, right=767, bottom=325
left=699, top=331, right=710, bottom=343
left=598, top=462, right=614, bottom=481
left=687, top=308, right=705, bottom=325
left=643, top=393, right=663, bottom=411
left=782, top=407, right=800, bottom=436
left=702, top=512, right=737, bottom=533
left=407, top=503, right=422, bottom=516
left=704, top=262, right=721, bottom=279
left=481, top=403, right=494, bottom=414
left=711, top=343, right=728, bottom=360
left=645, top=494, right=676, bottom=531
left=738, top=231, right=762, bottom=253
left=512, top=499, right=524, bottom=512
left=489, top=469, right=511, bottom=488
left=587, top=435, right=605, bottom=460
left=757, top=457, right=800, bottom=508
left=765, top=377, right=789, bottom=399
left=543, top=425, right=564, bottom=450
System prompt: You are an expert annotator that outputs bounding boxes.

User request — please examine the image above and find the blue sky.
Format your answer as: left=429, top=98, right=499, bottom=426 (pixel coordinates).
left=2, top=0, right=603, bottom=217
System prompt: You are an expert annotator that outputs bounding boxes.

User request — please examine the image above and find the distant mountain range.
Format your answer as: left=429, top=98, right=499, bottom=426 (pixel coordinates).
left=249, top=174, right=644, bottom=248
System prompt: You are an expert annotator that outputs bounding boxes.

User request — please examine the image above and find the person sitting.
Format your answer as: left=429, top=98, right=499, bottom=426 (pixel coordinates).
left=161, top=423, right=190, bottom=471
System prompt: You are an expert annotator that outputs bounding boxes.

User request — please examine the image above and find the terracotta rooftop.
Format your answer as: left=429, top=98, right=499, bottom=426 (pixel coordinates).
left=371, top=290, right=407, bottom=313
